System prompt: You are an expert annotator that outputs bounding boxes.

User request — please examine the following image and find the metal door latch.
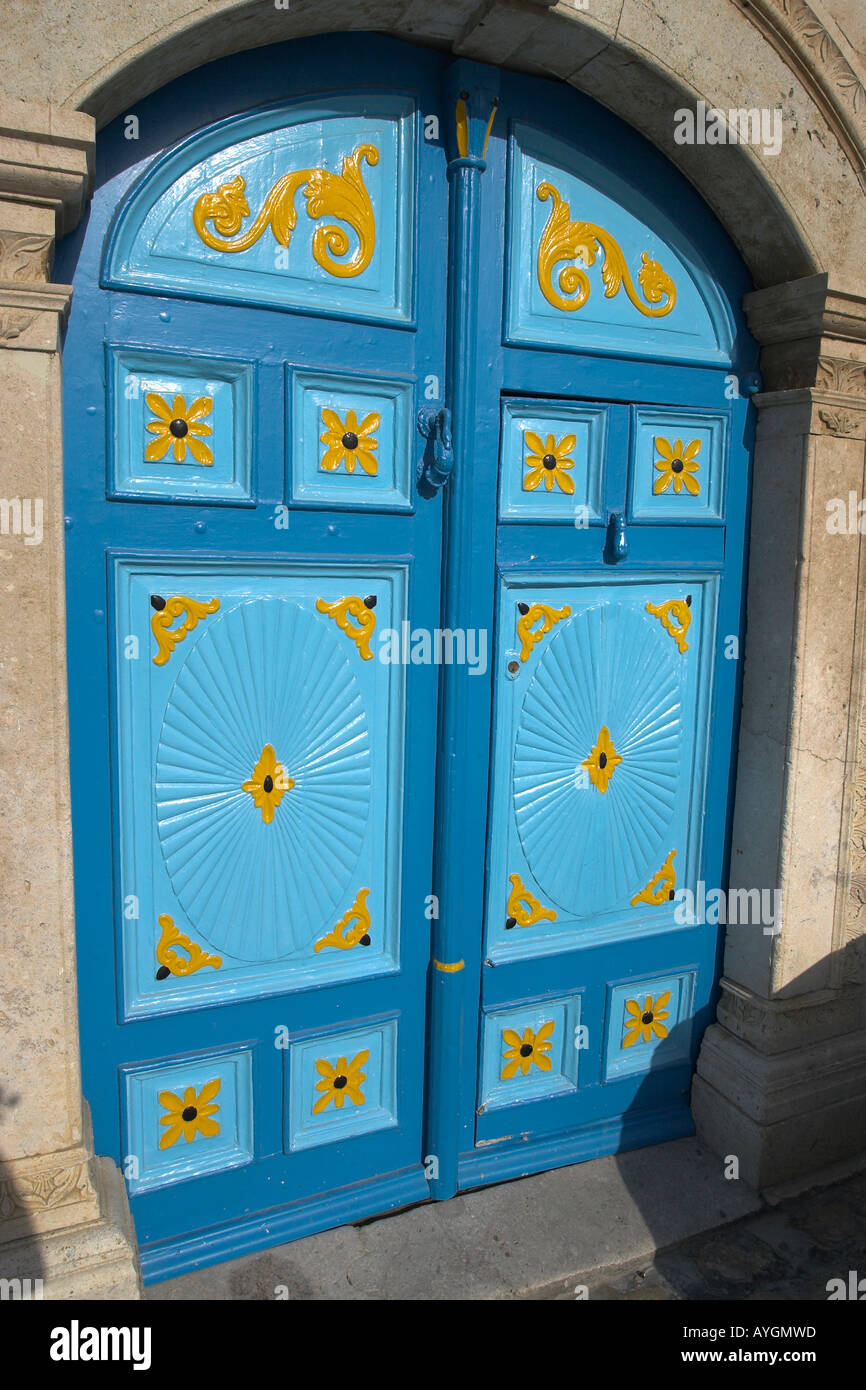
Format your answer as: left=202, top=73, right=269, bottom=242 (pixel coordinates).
left=416, top=406, right=454, bottom=498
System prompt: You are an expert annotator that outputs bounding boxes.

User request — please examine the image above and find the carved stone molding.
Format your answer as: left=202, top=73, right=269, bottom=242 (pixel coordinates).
left=0, top=97, right=94, bottom=240
left=815, top=356, right=866, bottom=395
left=817, top=406, right=864, bottom=435
left=0, top=1158, right=96, bottom=1225
left=0, top=231, right=53, bottom=283
left=739, top=0, right=866, bottom=188
left=0, top=282, right=72, bottom=351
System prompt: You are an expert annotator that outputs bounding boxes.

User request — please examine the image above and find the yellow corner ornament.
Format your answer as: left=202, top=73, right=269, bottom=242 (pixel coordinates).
left=316, top=594, right=376, bottom=660
left=151, top=594, right=220, bottom=666
left=516, top=600, right=571, bottom=662
left=631, top=849, right=677, bottom=907
left=314, top=888, right=372, bottom=953
left=192, top=144, right=378, bottom=279
left=536, top=181, right=676, bottom=317
left=156, top=914, right=222, bottom=977
left=646, top=596, right=692, bottom=653
left=506, top=873, right=557, bottom=928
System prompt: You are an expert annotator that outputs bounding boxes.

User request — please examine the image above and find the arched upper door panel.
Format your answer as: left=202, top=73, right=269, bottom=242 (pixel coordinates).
left=505, top=121, right=736, bottom=365
left=102, top=94, right=416, bottom=324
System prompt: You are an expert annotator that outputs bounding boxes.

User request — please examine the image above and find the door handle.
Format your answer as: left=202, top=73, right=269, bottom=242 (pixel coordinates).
left=417, top=406, right=454, bottom=498
left=605, top=511, right=629, bottom=564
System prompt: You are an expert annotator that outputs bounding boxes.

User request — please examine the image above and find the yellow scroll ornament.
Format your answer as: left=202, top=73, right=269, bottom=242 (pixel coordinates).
left=517, top=601, right=571, bottom=662
left=192, top=144, right=378, bottom=279
left=151, top=594, right=220, bottom=666
left=156, top=914, right=222, bottom=976
left=315, top=594, right=376, bottom=660
left=536, top=181, right=676, bottom=317
left=630, top=849, right=677, bottom=908
left=314, top=888, right=371, bottom=953
left=645, top=597, right=691, bottom=653
left=506, top=873, right=557, bottom=928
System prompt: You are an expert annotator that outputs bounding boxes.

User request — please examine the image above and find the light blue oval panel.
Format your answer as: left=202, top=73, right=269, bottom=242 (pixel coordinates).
left=513, top=600, right=681, bottom=916
left=484, top=572, right=718, bottom=963
left=113, top=557, right=407, bottom=1018
left=506, top=123, right=735, bottom=364
left=155, top=597, right=371, bottom=961
left=104, top=96, right=416, bottom=324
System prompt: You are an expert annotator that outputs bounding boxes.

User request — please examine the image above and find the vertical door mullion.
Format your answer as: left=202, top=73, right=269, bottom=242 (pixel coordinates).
left=424, top=60, right=502, bottom=1198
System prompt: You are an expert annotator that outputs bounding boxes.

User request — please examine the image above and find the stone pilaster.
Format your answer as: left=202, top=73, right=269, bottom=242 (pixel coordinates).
left=692, top=273, right=866, bottom=1187
left=0, top=98, right=140, bottom=1298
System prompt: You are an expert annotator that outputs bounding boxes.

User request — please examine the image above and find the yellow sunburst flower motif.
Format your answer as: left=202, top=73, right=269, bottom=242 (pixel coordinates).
left=320, top=408, right=379, bottom=475
left=622, top=992, right=671, bottom=1048
left=582, top=725, right=623, bottom=794
left=313, top=1050, right=369, bottom=1114
left=145, top=392, right=214, bottom=465
left=242, top=744, right=294, bottom=824
left=653, top=436, right=701, bottom=495
left=501, top=1021, right=555, bottom=1079
left=159, top=1078, right=221, bottom=1149
left=524, top=431, right=576, bottom=493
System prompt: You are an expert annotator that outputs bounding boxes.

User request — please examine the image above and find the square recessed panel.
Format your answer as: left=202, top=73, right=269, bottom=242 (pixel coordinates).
left=499, top=399, right=606, bottom=523
left=603, top=971, right=696, bottom=1082
left=122, top=1047, right=253, bottom=1194
left=286, top=1019, right=398, bottom=1151
left=479, top=995, right=581, bottom=1111
left=629, top=408, right=728, bottom=522
left=290, top=370, right=414, bottom=510
left=108, top=347, right=253, bottom=504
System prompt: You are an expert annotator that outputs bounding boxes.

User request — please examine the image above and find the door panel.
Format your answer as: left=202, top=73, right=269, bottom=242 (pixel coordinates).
left=431, top=63, right=755, bottom=1191
left=62, top=37, right=449, bottom=1277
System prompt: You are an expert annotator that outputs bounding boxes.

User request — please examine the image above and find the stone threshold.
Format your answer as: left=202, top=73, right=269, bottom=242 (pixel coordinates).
left=145, top=1137, right=766, bottom=1301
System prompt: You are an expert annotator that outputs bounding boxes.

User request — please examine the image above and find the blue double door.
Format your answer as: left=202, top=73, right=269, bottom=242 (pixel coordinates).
left=61, top=37, right=755, bottom=1280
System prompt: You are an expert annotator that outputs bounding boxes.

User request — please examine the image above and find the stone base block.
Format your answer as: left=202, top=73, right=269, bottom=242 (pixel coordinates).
left=692, top=1021, right=866, bottom=1188
left=0, top=1156, right=140, bottom=1300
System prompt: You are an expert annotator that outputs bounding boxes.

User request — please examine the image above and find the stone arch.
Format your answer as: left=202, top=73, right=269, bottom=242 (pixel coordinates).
left=16, top=0, right=861, bottom=289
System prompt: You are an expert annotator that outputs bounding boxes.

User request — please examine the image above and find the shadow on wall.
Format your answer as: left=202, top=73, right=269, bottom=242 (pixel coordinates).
left=0, top=1082, right=46, bottom=1298
left=610, top=933, right=866, bottom=1299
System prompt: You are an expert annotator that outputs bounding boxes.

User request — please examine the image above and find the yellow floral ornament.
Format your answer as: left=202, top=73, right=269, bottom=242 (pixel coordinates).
left=622, top=992, right=671, bottom=1048
left=159, top=1078, right=221, bottom=1149
left=320, top=408, right=379, bottom=475
left=145, top=392, right=214, bottom=465
left=582, top=726, right=623, bottom=794
left=242, top=744, right=293, bottom=824
left=653, top=437, right=701, bottom=495
left=501, top=1022, right=555, bottom=1079
left=524, top=431, right=576, bottom=493
left=313, top=1050, right=369, bottom=1113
